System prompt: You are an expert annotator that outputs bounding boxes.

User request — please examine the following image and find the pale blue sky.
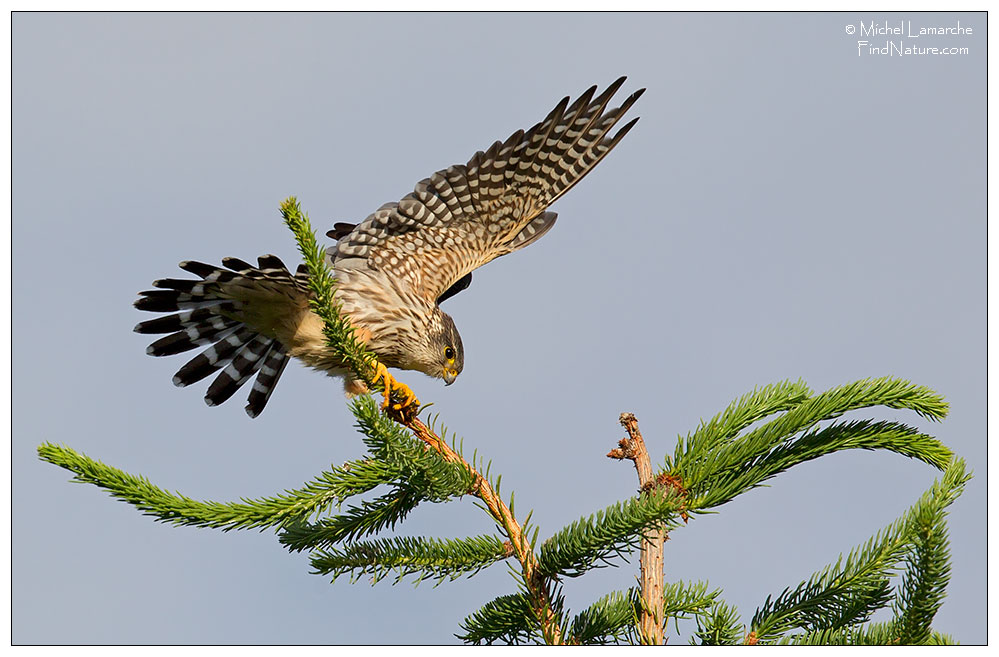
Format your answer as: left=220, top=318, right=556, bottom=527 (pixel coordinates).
left=13, top=12, right=985, bottom=644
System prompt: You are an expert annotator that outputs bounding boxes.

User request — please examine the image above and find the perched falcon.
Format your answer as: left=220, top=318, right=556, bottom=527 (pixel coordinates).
left=134, top=77, right=644, bottom=418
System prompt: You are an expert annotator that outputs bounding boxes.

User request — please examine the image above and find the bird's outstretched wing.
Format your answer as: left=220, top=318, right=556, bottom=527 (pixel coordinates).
left=327, top=77, right=644, bottom=304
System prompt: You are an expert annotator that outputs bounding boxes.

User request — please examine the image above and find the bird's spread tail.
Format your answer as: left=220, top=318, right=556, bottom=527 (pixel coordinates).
left=134, top=255, right=307, bottom=418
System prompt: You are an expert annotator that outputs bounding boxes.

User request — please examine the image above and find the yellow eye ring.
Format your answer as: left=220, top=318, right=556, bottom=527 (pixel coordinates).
left=444, top=346, right=455, bottom=361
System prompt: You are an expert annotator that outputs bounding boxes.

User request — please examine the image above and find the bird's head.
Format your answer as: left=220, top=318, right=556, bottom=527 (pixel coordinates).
left=422, top=309, right=464, bottom=385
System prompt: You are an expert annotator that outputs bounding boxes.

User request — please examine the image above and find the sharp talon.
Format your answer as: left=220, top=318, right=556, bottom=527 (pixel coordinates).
left=369, top=361, right=420, bottom=416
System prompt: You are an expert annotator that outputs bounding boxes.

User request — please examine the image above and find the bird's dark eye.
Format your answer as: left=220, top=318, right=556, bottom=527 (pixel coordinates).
left=445, top=346, right=455, bottom=361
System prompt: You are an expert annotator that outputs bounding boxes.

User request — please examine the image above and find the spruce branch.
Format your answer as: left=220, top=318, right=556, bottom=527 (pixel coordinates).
left=750, top=557, right=894, bottom=643
left=37, top=442, right=390, bottom=531
left=458, top=593, right=539, bottom=645
left=280, top=197, right=379, bottom=385
left=750, top=458, right=968, bottom=645
left=894, top=519, right=952, bottom=644
left=892, top=458, right=966, bottom=644
left=349, top=395, right=476, bottom=501
left=695, top=419, right=952, bottom=512
left=279, top=488, right=423, bottom=552
left=310, top=534, right=513, bottom=586
left=772, top=419, right=952, bottom=471
left=671, top=379, right=813, bottom=469
left=662, top=580, right=724, bottom=627
left=537, top=489, right=682, bottom=579
left=567, top=589, right=641, bottom=645
left=693, top=600, right=743, bottom=645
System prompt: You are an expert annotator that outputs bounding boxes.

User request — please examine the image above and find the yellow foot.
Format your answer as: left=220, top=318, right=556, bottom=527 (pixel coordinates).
left=371, top=361, right=420, bottom=418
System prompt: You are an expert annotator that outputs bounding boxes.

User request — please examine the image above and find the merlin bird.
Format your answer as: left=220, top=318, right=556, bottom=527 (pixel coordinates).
left=134, top=77, right=644, bottom=418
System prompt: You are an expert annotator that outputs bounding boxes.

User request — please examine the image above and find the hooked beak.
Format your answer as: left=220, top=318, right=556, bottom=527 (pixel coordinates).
left=443, top=369, right=458, bottom=386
